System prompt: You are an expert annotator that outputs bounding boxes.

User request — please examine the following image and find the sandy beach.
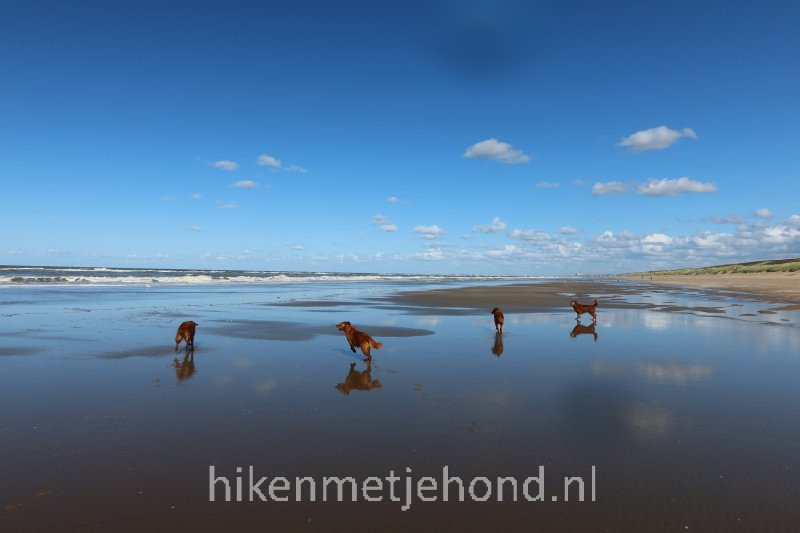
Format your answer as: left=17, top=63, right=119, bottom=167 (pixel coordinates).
left=381, top=278, right=798, bottom=318
left=624, top=272, right=800, bottom=308
left=384, top=280, right=635, bottom=312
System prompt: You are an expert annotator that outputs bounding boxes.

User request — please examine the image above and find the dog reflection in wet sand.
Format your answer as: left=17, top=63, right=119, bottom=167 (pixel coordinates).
left=491, top=332, right=504, bottom=356
left=335, top=321, right=383, bottom=361
left=173, top=352, right=196, bottom=380
left=570, top=323, right=598, bottom=342
left=336, top=362, right=382, bottom=394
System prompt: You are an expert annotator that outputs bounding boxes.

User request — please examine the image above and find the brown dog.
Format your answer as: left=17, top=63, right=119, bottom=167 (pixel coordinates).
left=570, top=298, right=598, bottom=322
left=570, top=323, right=598, bottom=342
left=336, top=321, right=383, bottom=360
left=336, top=362, right=382, bottom=394
left=175, top=321, right=198, bottom=351
left=491, top=307, right=504, bottom=333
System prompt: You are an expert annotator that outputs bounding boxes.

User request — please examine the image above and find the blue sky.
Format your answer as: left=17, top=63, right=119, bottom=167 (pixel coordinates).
left=1, top=0, right=798, bottom=274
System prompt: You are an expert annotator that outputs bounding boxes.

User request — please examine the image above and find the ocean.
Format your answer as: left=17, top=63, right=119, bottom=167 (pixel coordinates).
left=0, top=265, right=550, bottom=286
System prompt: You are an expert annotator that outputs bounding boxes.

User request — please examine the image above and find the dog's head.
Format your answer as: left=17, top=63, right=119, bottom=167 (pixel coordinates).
left=491, top=307, right=502, bottom=315
left=569, top=300, right=578, bottom=308
left=336, top=321, right=352, bottom=332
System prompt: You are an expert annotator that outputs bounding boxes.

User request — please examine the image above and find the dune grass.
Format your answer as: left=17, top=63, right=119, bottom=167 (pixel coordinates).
left=631, top=258, right=800, bottom=276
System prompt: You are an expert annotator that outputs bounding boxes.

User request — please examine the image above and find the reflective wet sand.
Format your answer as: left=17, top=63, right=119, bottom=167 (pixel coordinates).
left=1, top=281, right=799, bottom=531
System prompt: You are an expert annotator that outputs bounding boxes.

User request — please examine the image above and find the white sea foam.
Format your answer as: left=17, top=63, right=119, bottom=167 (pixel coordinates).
left=0, top=267, right=550, bottom=287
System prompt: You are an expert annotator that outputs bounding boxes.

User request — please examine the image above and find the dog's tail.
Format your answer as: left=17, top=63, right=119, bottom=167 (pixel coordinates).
left=371, top=340, right=383, bottom=350
left=594, top=298, right=599, bottom=307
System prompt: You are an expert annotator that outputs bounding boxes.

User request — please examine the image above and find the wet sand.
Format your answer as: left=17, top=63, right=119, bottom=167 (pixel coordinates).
left=624, top=272, right=800, bottom=307
left=383, top=280, right=645, bottom=312
left=2, top=282, right=800, bottom=531
left=204, top=319, right=434, bottom=341
left=384, top=278, right=800, bottom=320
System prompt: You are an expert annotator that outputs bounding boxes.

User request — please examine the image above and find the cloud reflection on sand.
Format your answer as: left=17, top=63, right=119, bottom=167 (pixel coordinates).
left=638, top=362, right=714, bottom=385
left=412, top=316, right=444, bottom=327
left=592, top=359, right=714, bottom=386
left=627, top=404, right=674, bottom=439
left=254, top=378, right=278, bottom=394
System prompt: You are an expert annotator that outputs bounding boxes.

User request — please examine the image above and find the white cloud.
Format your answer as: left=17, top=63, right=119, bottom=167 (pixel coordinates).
left=212, top=160, right=238, bottom=171
left=257, top=154, right=281, bottom=169
left=637, top=177, right=717, bottom=196
left=592, top=181, right=627, bottom=196
left=386, top=196, right=399, bottom=203
left=414, top=225, right=445, bottom=239
left=230, top=180, right=257, bottom=189
left=186, top=225, right=205, bottom=232
left=422, top=248, right=445, bottom=260
left=618, top=126, right=698, bottom=152
left=8, top=249, right=23, bottom=255
left=372, top=215, right=397, bottom=232
left=559, top=226, right=578, bottom=235
left=755, top=208, right=773, bottom=219
left=535, top=181, right=559, bottom=189
left=289, top=243, right=306, bottom=250
left=787, top=215, right=800, bottom=227
left=160, top=195, right=175, bottom=201
left=642, top=233, right=673, bottom=245
left=463, top=138, right=530, bottom=164
left=191, top=193, right=202, bottom=200
left=257, top=154, right=306, bottom=173
left=473, top=217, right=507, bottom=233
left=219, top=202, right=238, bottom=209
left=508, top=228, right=551, bottom=241
left=485, top=245, right=521, bottom=259
left=762, top=225, right=800, bottom=244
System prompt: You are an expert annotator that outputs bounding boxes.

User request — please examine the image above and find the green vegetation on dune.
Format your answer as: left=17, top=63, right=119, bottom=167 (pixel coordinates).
left=630, top=258, right=800, bottom=276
